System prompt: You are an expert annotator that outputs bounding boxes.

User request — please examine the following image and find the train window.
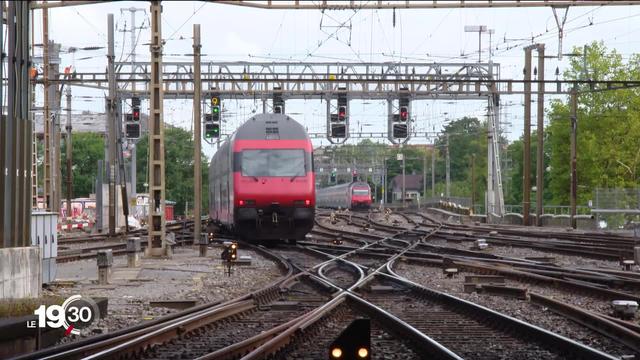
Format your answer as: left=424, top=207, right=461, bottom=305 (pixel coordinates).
left=353, top=188, right=369, bottom=195
left=241, top=149, right=305, bottom=177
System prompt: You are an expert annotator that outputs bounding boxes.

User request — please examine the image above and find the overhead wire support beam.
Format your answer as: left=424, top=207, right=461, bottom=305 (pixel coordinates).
left=213, top=0, right=640, bottom=9
left=40, top=61, right=640, bottom=97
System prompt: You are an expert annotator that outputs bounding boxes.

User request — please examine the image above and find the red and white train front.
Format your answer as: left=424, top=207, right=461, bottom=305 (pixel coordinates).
left=209, top=114, right=315, bottom=242
left=350, top=183, right=372, bottom=209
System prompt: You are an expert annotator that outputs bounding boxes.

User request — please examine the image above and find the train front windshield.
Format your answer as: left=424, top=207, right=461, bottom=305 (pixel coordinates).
left=353, top=188, right=369, bottom=195
left=241, top=149, right=305, bottom=177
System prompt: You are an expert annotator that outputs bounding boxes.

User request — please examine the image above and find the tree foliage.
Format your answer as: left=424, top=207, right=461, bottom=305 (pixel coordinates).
left=60, top=133, right=104, bottom=198
left=316, top=117, right=487, bottom=204
left=546, top=41, right=640, bottom=205
left=136, top=126, right=209, bottom=215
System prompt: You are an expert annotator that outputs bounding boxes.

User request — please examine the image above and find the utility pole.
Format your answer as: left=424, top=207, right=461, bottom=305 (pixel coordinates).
left=422, top=148, right=427, bottom=207
left=107, top=14, right=117, bottom=235
left=402, top=153, right=406, bottom=208
left=121, top=6, right=145, bottom=203
left=193, top=24, right=205, bottom=256
left=148, top=1, right=168, bottom=256
left=31, top=8, right=38, bottom=209
left=445, top=134, right=450, bottom=198
left=471, top=154, right=476, bottom=214
left=536, top=44, right=545, bottom=226
left=523, top=46, right=533, bottom=226
left=570, top=88, right=577, bottom=229
left=65, top=87, right=72, bottom=218
left=42, top=8, right=51, bottom=210
left=431, top=147, right=435, bottom=198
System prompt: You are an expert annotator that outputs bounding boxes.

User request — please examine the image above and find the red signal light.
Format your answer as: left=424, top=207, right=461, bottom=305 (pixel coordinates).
left=133, top=110, right=140, bottom=120
left=399, top=106, right=408, bottom=121
left=338, top=106, right=346, bottom=121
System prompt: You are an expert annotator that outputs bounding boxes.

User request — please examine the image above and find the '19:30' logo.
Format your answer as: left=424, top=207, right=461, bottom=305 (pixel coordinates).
left=28, top=295, right=101, bottom=335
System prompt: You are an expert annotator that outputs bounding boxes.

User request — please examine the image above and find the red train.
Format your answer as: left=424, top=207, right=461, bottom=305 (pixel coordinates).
left=316, top=182, right=372, bottom=210
left=208, top=114, right=315, bottom=242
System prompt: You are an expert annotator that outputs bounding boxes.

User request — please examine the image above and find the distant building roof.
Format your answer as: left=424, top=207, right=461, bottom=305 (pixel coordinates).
left=390, top=174, right=423, bottom=192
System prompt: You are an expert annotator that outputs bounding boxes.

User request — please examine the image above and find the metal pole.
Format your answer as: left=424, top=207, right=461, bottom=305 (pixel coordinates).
left=148, top=1, right=168, bottom=256
left=445, top=134, right=450, bottom=198
left=523, top=47, right=532, bottom=226
left=431, top=147, right=435, bottom=198
left=193, top=24, right=205, bottom=257
left=42, top=6, right=51, bottom=210
left=4, top=2, right=16, bottom=247
left=96, top=160, right=103, bottom=231
left=478, top=31, right=482, bottom=63
left=570, top=88, right=577, bottom=229
left=66, top=87, right=72, bottom=218
left=21, top=1, right=31, bottom=246
left=0, top=1, right=4, bottom=247
left=107, top=14, right=117, bottom=235
left=423, top=148, right=427, bottom=207
left=402, top=155, right=406, bottom=208
left=31, top=7, right=38, bottom=210
left=536, top=44, right=545, bottom=226
left=123, top=7, right=145, bottom=203
left=471, top=154, right=476, bottom=214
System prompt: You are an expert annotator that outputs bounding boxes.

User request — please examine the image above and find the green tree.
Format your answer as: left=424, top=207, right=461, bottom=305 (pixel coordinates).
left=546, top=41, right=640, bottom=205
left=433, top=117, right=488, bottom=201
left=136, top=126, right=209, bottom=215
left=60, top=133, right=105, bottom=198
left=503, top=133, right=552, bottom=207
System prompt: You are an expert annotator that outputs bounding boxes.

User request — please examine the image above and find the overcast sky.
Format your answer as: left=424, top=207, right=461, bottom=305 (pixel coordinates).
left=33, top=1, right=640, bottom=156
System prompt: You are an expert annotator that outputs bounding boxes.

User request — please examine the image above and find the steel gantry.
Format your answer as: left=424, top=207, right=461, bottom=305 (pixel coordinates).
left=33, top=58, right=640, bottom=218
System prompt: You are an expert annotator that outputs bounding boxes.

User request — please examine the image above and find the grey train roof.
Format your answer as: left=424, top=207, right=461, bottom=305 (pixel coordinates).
left=234, top=113, right=308, bottom=140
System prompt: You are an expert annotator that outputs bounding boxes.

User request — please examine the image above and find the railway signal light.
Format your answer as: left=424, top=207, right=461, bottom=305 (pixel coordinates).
left=338, top=106, right=346, bottom=121
left=131, top=96, right=141, bottom=121
left=211, top=95, right=221, bottom=121
left=392, top=123, right=407, bottom=139
left=273, top=90, right=285, bottom=114
left=352, top=170, right=357, bottom=182
left=329, top=319, right=370, bottom=360
left=331, top=123, right=346, bottom=138
left=399, top=106, right=408, bottom=121
left=205, top=122, right=220, bottom=138
left=330, top=170, right=337, bottom=183
left=125, top=123, right=140, bottom=139
left=230, top=242, right=237, bottom=260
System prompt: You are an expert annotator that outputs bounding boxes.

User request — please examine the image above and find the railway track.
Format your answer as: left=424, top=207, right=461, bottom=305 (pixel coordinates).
left=18, top=211, right=640, bottom=359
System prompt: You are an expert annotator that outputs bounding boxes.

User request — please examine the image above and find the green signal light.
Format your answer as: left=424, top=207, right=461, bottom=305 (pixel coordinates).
left=213, top=106, right=220, bottom=113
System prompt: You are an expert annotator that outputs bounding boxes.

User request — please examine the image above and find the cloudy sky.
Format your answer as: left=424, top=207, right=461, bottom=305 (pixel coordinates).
left=34, top=1, right=640, bottom=156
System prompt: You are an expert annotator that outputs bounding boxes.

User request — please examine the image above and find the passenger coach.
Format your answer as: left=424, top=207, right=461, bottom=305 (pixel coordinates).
left=316, top=181, right=372, bottom=210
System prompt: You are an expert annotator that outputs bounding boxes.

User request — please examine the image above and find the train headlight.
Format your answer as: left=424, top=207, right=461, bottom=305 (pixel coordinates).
left=330, top=347, right=342, bottom=358
left=305, top=199, right=311, bottom=206
left=357, top=347, right=369, bottom=358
